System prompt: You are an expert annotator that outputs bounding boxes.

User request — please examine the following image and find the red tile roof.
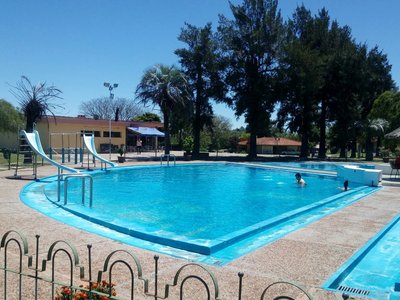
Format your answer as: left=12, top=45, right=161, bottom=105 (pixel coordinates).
left=238, top=137, right=301, bottom=146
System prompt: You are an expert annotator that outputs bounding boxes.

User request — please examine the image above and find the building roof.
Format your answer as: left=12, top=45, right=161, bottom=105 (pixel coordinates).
left=127, top=127, right=165, bottom=137
left=38, top=115, right=163, bottom=128
left=238, top=137, right=301, bottom=146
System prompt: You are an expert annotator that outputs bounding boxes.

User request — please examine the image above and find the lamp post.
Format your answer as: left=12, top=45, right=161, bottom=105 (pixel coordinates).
left=104, top=82, right=118, bottom=159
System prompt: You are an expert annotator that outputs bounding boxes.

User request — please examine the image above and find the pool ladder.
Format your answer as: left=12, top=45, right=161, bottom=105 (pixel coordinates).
left=160, top=154, right=176, bottom=166
left=57, top=173, right=93, bottom=207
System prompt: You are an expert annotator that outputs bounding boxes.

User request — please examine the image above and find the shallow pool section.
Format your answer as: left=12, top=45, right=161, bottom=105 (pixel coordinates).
left=21, top=163, right=378, bottom=265
left=324, top=214, right=400, bottom=299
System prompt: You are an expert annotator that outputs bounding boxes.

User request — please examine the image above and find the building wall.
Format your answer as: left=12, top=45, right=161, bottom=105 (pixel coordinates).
left=256, top=145, right=273, bottom=154
left=36, top=120, right=126, bottom=153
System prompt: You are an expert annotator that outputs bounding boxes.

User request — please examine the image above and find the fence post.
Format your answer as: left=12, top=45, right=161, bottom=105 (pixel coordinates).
left=154, top=255, right=159, bottom=300
left=34, top=235, right=40, bottom=300
left=88, top=244, right=93, bottom=299
left=238, top=272, right=244, bottom=300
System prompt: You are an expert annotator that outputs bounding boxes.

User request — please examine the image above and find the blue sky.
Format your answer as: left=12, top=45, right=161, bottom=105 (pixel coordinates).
left=1, top=0, right=399, bottom=129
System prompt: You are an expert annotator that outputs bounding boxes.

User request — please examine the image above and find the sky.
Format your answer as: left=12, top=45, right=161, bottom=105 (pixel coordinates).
left=1, top=0, right=399, bottom=129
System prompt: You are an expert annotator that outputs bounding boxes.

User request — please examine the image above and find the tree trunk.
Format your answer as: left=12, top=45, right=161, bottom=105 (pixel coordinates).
left=365, top=135, right=374, bottom=161
left=350, top=127, right=357, bottom=158
left=300, top=132, right=309, bottom=159
left=375, top=137, right=381, bottom=157
left=23, top=118, right=35, bottom=163
left=339, top=146, right=346, bottom=158
left=163, top=112, right=171, bottom=155
left=248, top=130, right=257, bottom=160
left=318, top=99, right=326, bottom=159
left=193, top=97, right=201, bottom=155
left=350, top=140, right=357, bottom=158
left=300, top=106, right=311, bottom=159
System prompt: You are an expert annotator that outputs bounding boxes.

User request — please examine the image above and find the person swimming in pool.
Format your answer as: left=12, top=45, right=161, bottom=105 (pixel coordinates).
left=295, top=173, right=306, bottom=186
left=343, top=180, right=349, bottom=191
left=338, top=180, right=350, bottom=191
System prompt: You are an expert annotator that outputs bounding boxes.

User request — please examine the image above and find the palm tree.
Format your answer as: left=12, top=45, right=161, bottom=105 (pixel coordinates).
left=135, top=64, right=191, bottom=154
left=357, top=118, right=389, bottom=161
left=11, top=76, right=63, bottom=132
left=11, top=76, right=63, bottom=163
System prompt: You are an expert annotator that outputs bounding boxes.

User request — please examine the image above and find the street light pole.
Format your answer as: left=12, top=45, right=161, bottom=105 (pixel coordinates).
left=103, top=82, right=118, bottom=159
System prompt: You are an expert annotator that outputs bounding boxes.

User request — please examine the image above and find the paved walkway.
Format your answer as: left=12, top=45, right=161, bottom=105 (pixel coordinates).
left=0, top=160, right=399, bottom=299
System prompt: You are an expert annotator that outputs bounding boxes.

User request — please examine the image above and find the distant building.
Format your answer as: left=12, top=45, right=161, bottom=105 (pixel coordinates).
left=238, top=137, right=301, bottom=155
left=0, top=115, right=164, bottom=153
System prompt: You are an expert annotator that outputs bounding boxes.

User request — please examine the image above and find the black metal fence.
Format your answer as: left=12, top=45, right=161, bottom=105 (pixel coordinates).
left=0, top=230, right=315, bottom=299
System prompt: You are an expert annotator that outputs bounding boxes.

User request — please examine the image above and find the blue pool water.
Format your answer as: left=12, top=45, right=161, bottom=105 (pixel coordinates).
left=263, top=162, right=375, bottom=173
left=324, top=215, right=400, bottom=299
left=21, top=163, right=377, bottom=264
left=264, top=161, right=339, bottom=172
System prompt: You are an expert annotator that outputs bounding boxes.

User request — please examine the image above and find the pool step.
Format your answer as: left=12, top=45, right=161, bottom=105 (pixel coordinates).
left=338, top=285, right=370, bottom=296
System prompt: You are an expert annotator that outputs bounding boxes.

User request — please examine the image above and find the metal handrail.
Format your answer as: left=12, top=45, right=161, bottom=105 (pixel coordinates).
left=57, top=173, right=93, bottom=207
left=160, top=154, right=176, bottom=166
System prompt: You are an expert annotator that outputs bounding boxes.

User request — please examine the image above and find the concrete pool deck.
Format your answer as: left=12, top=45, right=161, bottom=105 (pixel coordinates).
left=1, top=160, right=399, bottom=299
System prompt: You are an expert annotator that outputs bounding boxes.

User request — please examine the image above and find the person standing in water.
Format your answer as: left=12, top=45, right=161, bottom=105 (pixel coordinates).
left=343, top=180, right=349, bottom=191
left=295, top=173, right=306, bottom=186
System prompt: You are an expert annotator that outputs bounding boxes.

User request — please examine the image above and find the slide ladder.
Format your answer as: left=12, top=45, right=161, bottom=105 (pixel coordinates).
left=20, top=130, right=79, bottom=174
left=14, top=131, right=38, bottom=179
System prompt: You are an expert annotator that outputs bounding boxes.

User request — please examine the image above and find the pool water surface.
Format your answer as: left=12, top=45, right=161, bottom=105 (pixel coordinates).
left=21, top=163, right=378, bottom=264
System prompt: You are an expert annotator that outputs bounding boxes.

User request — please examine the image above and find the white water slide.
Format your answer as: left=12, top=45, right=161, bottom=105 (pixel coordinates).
left=21, top=130, right=79, bottom=173
left=83, top=134, right=118, bottom=168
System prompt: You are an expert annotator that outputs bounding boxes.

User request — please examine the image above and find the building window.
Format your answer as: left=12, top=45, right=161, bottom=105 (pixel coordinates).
left=81, top=130, right=100, bottom=137
left=103, top=131, right=121, bottom=138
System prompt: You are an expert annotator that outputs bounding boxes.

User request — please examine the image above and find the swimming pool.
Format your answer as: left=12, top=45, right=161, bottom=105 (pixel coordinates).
left=262, top=162, right=375, bottom=173
left=324, top=214, right=400, bottom=299
left=21, top=163, right=378, bottom=264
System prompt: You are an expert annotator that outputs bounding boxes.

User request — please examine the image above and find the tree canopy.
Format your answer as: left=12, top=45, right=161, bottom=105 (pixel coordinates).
left=136, top=64, right=191, bottom=154
left=218, top=0, right=284, bottom=159
left=176, top=22, right=227, bottom=155
left=132, top=112, right=161, bottom=122
left=0, top=99, right=24, bottom=132
left=80, top=97, right=143, bottom=121
left=369, top=91, right=400, bottom=131
left=10, top=76, right=63, bottom=132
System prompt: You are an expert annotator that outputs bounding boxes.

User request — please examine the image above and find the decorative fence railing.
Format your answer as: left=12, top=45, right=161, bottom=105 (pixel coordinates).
left=0, top=230, right=332, bottom=299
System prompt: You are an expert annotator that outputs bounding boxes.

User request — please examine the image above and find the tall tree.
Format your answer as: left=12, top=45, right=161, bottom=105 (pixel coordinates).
left=11, top=76, right=63, bottom=132
left=316, top=19, right=352, bottom=158
left=175, top=23, right=226, bottom=156
left=218, top=0, right=284, bottom=159
left=135, top=64, right=190, bottom=154
left=327, top=40, right=365, bottom=158
left=360, top=47, right=394, bottom=160
left=0, top=99, right=24, bottom=132
left=80, top=97, right=143, bottom=121
left=358, top=118, right=389, bottom=161
left=277, top=6, right=325, bottom=158
left=327, top=43, right=393, bottom=160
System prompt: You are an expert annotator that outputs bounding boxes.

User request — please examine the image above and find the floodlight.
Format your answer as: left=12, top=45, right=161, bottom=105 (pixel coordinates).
left=104, top=82, right=110, bottom=87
